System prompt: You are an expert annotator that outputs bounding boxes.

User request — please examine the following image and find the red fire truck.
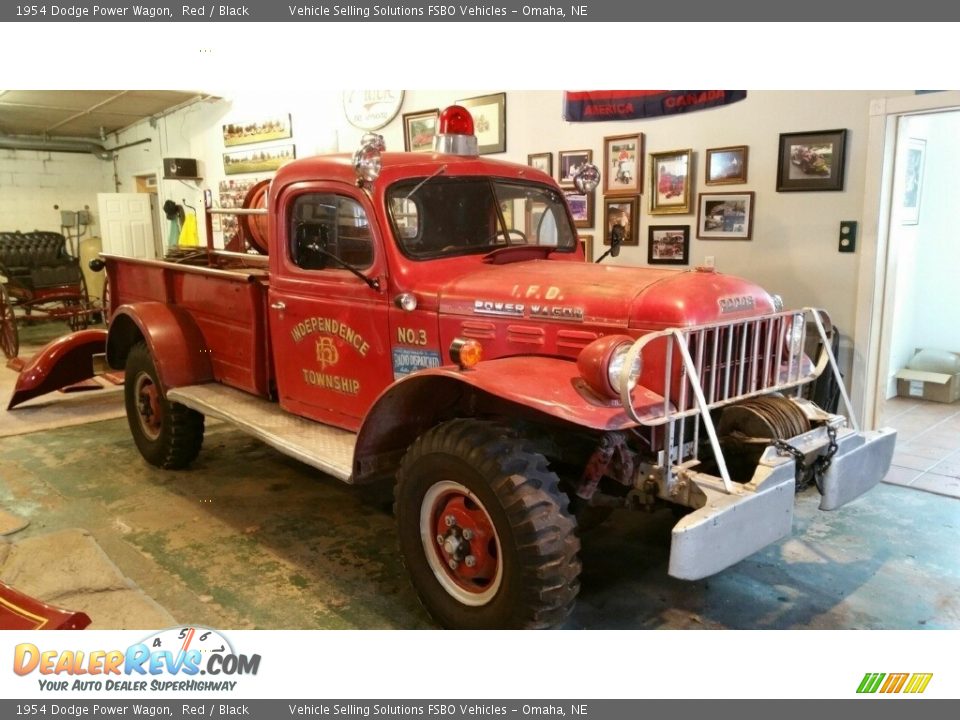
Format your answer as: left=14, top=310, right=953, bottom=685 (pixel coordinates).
left=10, top=106, right=896, bottom=629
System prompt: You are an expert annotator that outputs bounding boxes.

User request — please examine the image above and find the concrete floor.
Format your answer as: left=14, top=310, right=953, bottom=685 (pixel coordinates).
left=1, top=414, right=958, bottom=629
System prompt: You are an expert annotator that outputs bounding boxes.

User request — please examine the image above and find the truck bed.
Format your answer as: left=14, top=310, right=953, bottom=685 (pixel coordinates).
left=106, top=254, right=273, bottom=397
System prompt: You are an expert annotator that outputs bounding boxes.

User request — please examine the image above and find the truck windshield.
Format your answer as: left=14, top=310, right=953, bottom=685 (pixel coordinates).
left=387, top=177, right=576, bottom=259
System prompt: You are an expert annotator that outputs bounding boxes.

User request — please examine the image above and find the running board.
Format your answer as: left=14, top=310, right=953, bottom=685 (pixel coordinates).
left=167, top=384, right=356, bottom=482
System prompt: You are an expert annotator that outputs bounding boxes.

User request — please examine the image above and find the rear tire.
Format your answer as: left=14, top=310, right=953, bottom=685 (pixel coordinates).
left=396, top=419, right=581, bottom=629
left=124, top=341, right=204, bottom=469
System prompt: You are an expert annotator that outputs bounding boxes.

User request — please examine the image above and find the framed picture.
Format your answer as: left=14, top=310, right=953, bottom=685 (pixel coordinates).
left=527, top=152, right=553, bottom=177
left=902, top=137, right=926, bottom=225
left=776, top=129, right=847, bottom=191
left=579, top=235, right=594, bottom=262
left=564, top=190, right=594, bottom=229
left=457, top=92, right=506, bottom=154
left=603, top=197, right=639, bottom=246
left=649, top=149, right=693, bottom=214
left=402, top=109, right=439, bottom=153
left=603, top=133, right=643, bottom=195
left=559, top=149, right=593, bottom=187
left=223, top=144, right=295, bottom=176
left=648, top=225, right=690, bottom=265
left=222, top=115, right=292, bottom=147
left=705, top=145, right=748, bottom=185
left=697, top=192, right=755, bottom=240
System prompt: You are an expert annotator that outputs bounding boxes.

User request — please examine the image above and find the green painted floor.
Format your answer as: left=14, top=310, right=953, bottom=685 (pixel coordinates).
left=1, top=416, right=958, bottom=629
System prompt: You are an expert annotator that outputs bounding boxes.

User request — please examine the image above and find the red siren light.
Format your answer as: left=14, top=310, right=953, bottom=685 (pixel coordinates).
left=433, top=106, right=479, bottom=156
left=438, top=105, right=475, bottom=136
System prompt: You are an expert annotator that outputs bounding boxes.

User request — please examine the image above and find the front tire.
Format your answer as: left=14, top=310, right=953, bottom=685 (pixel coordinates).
left=396, top=419, right=581, bottom=629
left=124, top=341, right=204, bottom=469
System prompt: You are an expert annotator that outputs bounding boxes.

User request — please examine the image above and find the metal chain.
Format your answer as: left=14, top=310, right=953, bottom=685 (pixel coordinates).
left=774, top=438, right=808, bottom=490
left=774, top=424, right=839, bottom=494
left=811, top=424, right=839, bottom=493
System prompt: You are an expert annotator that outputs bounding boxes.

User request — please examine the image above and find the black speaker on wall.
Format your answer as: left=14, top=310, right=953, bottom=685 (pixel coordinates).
left=163, top=157, right=200, bottom=180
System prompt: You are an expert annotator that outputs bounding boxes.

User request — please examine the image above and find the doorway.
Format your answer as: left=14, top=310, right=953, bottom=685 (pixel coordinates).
left=854, top=94, right=960, bottom=499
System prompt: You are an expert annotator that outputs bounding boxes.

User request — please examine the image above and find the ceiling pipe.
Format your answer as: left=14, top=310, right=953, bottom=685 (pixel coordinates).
left=0, top=134, right=113, bottom=160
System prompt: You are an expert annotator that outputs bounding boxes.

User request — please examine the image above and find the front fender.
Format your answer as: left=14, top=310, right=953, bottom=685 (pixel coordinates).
left=7, top=329, right=108, bottom=410
left=108, top=303, right=213, bottom=390
left=353, top=356, right=663, bottom=481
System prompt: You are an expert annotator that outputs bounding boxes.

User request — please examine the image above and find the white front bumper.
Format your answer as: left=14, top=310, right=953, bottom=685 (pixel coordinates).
left=667, top=425, right=897, bottom=580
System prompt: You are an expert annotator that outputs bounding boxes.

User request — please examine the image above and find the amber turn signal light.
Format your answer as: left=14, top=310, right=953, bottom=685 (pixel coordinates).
left=449, top=338, right=483, bottom=370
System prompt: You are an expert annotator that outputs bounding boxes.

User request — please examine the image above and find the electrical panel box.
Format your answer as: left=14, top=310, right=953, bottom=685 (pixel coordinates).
left=163, top=157, right=201, bottom=180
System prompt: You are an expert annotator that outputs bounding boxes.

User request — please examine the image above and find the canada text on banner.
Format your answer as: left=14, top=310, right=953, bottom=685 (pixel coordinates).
left=563, top=90, right=748, bottom=122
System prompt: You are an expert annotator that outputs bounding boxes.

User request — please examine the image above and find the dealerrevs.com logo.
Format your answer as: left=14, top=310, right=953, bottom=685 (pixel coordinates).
left=857, top=672, right=933, bottom=694
left=14, top=627, right=261, bottom=692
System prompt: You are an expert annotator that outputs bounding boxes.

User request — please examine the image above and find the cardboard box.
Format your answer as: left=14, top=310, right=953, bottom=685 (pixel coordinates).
left=895, top=368, right=960, bottom=403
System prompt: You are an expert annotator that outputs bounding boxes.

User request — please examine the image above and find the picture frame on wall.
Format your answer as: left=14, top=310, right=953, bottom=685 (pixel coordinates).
left=603, top=133, right=643, bottom=195
left=697, top=191, right=755, bottom=240
left=705, top=145, right=748, bottom=185
left=223, top=144, right=295, bottom=175
left=902, top=137, right=926, bottom=225
left=648, top=225, right=690, bottom=265
left=564, top=189, right=594, bottom=229
left=603, top=196, right=639, bottom=246
left=457, top=92, right=506, bottom=154
left=579, top=235, right=594, bottom=262
left=402, top=109, right=439, bottom=153
left=222, top=115, right=292, bottom=147
left=527, top=152, right=553, bottom=177
left=776, top=129, right=847, bottom=191
left=649, top=149, right=693, bottom=214
left=559, top=149, right=593, bottom=187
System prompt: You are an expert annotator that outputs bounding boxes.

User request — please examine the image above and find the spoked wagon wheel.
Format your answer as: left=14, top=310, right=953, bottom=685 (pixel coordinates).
left=66, top=274, right=91, bottom=331
left=0, top=284, right=19, bottom=359
left=395, top=419, right=581, bottom=629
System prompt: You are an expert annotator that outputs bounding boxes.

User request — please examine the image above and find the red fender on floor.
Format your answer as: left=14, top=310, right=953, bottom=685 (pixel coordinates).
left=6, top=329, right=108, bottom=410
left=0, top=580, right=91, bottom=630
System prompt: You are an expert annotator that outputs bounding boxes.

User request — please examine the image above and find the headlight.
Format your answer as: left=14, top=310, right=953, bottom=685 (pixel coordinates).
left=771, top=293, right=784, bottom=312
left=607, top=343, right=642, bottom=395
left=785, top=314, right=805, bottom=356
left=577, top=335, right=641, bottom=399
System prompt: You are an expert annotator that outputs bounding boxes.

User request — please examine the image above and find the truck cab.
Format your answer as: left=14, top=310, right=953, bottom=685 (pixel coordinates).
left=9, top=106, right=897, bottom=630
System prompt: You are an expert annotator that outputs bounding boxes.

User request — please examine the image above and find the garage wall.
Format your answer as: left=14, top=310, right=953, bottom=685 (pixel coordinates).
left=111, top=90, right=906, bottom=340
left=0, top=148, right=114, bottom=236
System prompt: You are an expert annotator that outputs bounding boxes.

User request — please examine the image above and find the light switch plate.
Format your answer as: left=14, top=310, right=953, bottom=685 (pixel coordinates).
left=839, top=221, right=857, bottom=253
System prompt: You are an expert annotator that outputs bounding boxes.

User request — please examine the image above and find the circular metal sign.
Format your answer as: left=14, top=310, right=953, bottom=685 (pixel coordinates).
left=343, top=90, right=405, bottom=131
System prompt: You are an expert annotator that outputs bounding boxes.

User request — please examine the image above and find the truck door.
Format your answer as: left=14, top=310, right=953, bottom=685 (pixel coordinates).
left=268, top=184, right=390, bottom=431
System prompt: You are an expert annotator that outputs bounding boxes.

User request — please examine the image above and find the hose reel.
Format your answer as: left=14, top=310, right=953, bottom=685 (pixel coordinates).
left=716, top=395, right=812, bottom=483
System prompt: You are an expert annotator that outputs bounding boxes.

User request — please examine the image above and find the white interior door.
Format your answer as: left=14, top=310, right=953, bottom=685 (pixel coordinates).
left=97, top=193, right=157, bottom=258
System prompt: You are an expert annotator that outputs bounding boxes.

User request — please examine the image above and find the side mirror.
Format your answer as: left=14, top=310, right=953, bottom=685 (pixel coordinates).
left=609, top=224, right=624, bottom=258
left=88, top=258, right=105, bottom=272
left=573, top=163, right=601, bottom=194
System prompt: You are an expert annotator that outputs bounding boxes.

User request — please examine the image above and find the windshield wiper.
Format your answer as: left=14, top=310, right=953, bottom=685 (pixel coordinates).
left=311, top=247, right=380, bottom=291
left=404, top=165, right=448, bottom=200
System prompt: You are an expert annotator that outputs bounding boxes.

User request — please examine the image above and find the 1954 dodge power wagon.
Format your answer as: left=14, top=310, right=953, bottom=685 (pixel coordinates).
left=11, top=106, right=896, bottom=629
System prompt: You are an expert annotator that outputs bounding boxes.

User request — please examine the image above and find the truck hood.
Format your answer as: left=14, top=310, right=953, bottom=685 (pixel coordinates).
left=437, top=260, right=776, bottom=329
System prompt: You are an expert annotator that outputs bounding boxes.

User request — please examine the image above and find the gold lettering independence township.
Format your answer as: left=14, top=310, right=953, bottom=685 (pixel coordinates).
left=301, top=369, right=360, bottom=395
left=291, top=316, right=370, bottom=356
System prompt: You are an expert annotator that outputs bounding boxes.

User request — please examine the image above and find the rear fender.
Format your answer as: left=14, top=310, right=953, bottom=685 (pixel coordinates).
left=6, top=329, right=107, bottom=410
left=107, top=303, right=213, bottom=390
left=353, top=356, right=659, bottom=482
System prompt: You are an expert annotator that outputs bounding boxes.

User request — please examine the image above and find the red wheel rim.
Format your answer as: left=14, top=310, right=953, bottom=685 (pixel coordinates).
left=134, top=372, right=163, bottom=440
left=420, top=480, right=503, bottom=606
